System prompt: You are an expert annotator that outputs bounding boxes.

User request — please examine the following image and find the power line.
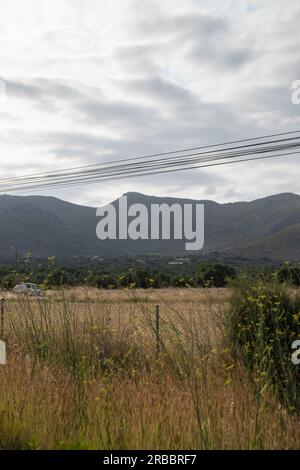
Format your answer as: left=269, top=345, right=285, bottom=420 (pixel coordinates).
left=1, top=148, right=299, bottom=193
left=2, top=135, right=300, bottom=186
left=0, top=130, right=299, bottom=193
left=1, top=129, right=300, bottom=184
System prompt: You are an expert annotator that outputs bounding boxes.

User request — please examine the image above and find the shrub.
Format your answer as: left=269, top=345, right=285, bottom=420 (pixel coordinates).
left=228, top=278, right=300, bottom=412
left=0, top=272, right=19, bottom=289
left=276, top=262, right=300, bottom=286
left=170, top=274, right=194, bottom=288
left=96, top=274, right=119, bottom=289
left=197, top=263, right=236, bottom=287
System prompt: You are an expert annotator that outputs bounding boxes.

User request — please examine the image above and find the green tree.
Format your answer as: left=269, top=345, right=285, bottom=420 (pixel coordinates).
left=276, top=262, right=300, bottom=286
left=197, top=263, right=236, bottom=287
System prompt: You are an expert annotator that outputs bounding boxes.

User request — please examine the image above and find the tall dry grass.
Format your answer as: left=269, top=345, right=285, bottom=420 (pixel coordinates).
left=0, top=288, right=299, bottom=449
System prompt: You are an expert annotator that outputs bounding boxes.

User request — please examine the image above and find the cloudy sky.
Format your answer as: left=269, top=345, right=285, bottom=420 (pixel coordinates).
left=0, top=0, right=300, bottom=206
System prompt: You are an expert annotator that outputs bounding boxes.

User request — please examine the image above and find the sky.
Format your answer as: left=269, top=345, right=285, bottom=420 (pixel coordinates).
left=0, top=0, right=300, bottom=207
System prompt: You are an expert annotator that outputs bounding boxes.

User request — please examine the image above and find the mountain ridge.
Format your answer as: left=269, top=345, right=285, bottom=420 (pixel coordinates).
left=0, top=191, right=299, bottom=261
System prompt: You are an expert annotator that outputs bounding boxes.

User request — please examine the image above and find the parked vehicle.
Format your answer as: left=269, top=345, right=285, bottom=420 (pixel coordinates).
left=13, top=283, right=41, bottom=296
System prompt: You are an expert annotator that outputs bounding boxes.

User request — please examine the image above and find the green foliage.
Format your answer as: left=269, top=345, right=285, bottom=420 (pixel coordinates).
left=197, top=263, right=236, bottom=287
left=4, top=257, right=294, bottom=290
left=95, top=274, right=118, bottom=289
left=1, top=271, right=19, bottom=289
left=276, top=262, right=300, bottom=286
left=228, top=278, right=300, bottom=412
left=170, top=274, right=195, bottom=287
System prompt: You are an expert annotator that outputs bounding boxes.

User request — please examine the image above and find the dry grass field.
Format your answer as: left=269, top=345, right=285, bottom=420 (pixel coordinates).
left=0, top=287, right=299, bottom=450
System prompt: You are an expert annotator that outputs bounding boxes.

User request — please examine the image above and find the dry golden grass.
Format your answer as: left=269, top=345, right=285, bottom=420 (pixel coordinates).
left=0, top=288, right=299, bottom=449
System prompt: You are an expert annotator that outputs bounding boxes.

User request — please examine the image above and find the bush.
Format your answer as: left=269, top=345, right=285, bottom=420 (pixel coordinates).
left=0, top=272, right=19, bottom=289
left=228, top=278, right=300, bottom=412
left=170, top=274, right=194, bottom=288
left=197, top=263, right=236, bottom=287
left=94, top=274, right=118, bottom=289
left=276, top=262, right=300, bottom=286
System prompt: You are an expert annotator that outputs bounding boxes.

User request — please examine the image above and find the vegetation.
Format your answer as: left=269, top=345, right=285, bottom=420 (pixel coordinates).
left=2, top=255, right=300, bottom=290
left=275, top=261, right=300, bottom=286
left=0, top=257, right=239, bottom=289
left=0, top=286, right=299, bottom=449
left=228, top=279, right=300, bottom=415
left=196, top=263, right=237, bottom=287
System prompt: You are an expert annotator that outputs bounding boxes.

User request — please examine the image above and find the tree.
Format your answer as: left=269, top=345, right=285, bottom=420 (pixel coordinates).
left=276, top=262, right=300, bottom=286
left=197, top=263, right=236, bottom=287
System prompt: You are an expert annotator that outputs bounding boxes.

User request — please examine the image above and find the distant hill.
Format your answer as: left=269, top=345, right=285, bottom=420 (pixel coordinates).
left=0, top=192, right=299, bottom=262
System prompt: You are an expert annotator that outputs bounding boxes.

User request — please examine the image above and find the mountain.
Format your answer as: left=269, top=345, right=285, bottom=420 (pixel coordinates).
left=0, top=192, right=299, bottom=262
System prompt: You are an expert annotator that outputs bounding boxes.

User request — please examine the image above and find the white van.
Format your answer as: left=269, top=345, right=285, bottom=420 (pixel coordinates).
left=13, top=283, right=41, bottom=296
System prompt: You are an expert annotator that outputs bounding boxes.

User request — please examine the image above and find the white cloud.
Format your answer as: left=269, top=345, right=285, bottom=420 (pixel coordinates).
left=0, top=0, right=300, bottom=206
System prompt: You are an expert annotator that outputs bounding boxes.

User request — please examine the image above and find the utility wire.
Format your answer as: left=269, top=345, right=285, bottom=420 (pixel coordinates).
left=0, top=130, right=299, bottom=193
left=1, top=148, right=299, bottom=193
left=2, top=137, right=300, bottom=186
left=1, top=135, right=300, bottom=186
left=1, top=129, right=300, bottom=184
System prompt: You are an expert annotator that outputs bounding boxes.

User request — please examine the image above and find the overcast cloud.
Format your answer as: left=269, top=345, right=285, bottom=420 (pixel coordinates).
left=0, top=0, right=300, bottom=206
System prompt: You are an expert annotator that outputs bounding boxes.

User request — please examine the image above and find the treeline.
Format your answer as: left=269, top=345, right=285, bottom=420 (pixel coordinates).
left=0, top=256, right=237, bottom=289
left=0, top=256, right=299, bottom=289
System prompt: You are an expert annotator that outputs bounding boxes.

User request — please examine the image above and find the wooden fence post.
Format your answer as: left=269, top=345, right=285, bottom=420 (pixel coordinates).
left=0, top=298, right=4, bottom=337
